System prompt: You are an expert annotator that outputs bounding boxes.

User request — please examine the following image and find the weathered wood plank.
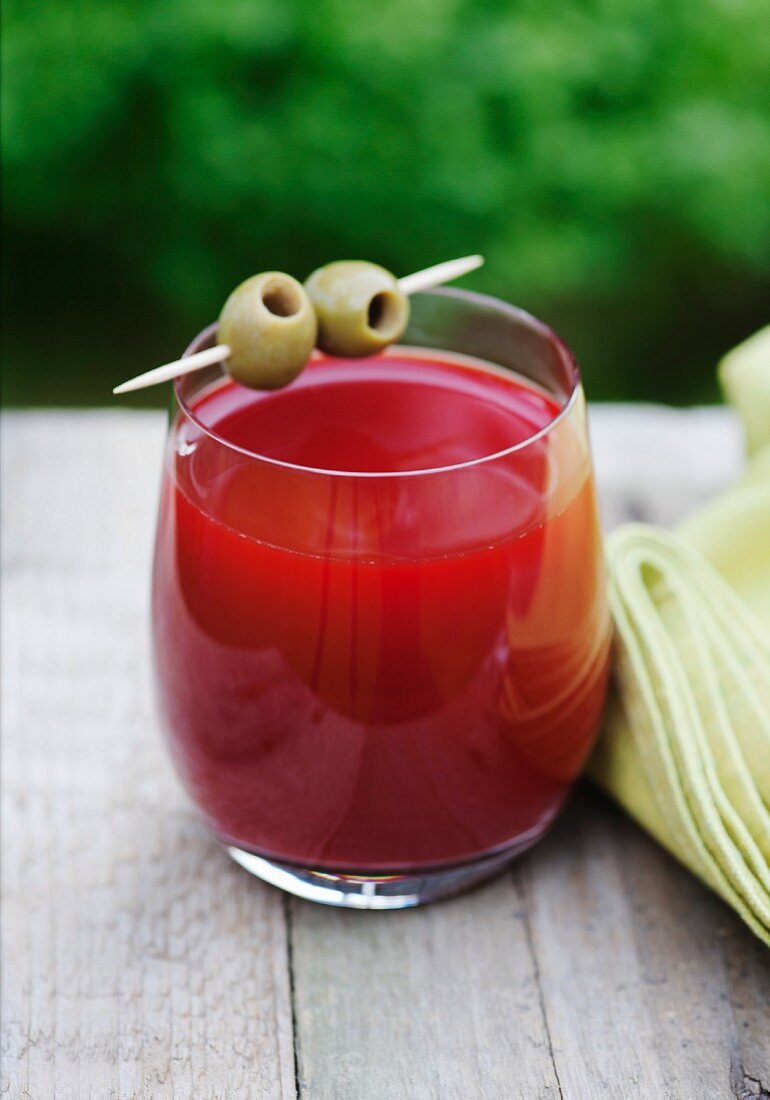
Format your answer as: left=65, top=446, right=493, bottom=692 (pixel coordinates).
left=523, top=792, right=766, bottom=1100
left=1, top=413, right=296, bottom=1100
left=723, top=929, right=770, bottom=1099
left=289, top=874, right=561, bottom=1100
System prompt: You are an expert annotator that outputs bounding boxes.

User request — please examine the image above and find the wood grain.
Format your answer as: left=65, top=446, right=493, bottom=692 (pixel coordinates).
left=1, top=414, right=295, bottom=1100
left=289, top=876, right=562, bottom=1100
left=522, top=792, right=769, bottom=1100
left=2, top=408, right=767, bottom=1100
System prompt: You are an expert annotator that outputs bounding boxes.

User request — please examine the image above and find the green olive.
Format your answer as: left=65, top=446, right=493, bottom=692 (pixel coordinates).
left=218, top=272, right=317, bottom=389
left=305, top=260, right=410, bottom=358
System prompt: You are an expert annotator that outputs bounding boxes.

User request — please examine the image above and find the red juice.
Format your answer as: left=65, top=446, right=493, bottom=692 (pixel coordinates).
left=152, top=350, right=610, bottom=871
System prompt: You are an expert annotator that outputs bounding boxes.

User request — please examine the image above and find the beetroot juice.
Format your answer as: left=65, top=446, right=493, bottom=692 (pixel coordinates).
left=152, top=294, right=610, bottom=905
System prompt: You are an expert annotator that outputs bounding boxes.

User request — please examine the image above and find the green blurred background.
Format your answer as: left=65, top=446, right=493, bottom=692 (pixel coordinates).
left=2, top=0, right=769, bottom=406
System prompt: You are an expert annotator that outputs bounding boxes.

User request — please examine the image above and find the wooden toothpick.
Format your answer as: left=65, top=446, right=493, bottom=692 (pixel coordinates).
left=112, top=345, right=233, bottom=395
left=112, top=254, right=484, bottom=394
left=396, top=254, right=483, bottom=296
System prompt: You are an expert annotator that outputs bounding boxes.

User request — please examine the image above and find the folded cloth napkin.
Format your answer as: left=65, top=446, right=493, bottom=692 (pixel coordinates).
left=589, top=326, right=770, bottom=945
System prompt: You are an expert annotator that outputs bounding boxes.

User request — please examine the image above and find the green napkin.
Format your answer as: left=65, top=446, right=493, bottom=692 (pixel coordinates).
left=589, top=326, right=770, bottom=945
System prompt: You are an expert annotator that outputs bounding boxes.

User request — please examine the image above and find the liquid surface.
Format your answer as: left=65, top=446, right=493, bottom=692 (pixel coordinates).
left=152, top=352, right=610, bottom=869
left=191, top=354, right=559, bottom=473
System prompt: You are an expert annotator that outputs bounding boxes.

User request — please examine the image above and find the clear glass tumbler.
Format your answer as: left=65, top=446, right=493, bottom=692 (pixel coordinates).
left=152, top=289, right=611, bottom=908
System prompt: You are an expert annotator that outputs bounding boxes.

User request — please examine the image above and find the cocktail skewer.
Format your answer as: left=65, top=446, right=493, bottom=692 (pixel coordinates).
left=112, top=254, right=484, bottom=395
left=112, top=345, right=235, bottom=395
left=395, top=253, right=483, bottom=296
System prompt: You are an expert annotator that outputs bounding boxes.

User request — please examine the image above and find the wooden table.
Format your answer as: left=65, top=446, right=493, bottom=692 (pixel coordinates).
left=3, top=408, right=768, bottom=1100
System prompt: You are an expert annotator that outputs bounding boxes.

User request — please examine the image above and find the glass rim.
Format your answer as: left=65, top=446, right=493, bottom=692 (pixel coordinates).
left=175, top=286, right=582, bottom=480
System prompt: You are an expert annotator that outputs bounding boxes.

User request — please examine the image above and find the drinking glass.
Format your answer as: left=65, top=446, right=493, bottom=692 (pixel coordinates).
left=152, top=289, right=611, bottom=908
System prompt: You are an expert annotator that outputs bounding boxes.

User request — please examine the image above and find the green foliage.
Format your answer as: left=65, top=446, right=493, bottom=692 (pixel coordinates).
left=3, top=0, right=770, bottom=404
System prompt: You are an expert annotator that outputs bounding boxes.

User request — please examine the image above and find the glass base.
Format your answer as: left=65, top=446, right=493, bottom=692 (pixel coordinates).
left=224, top=836, right=538, bottom=909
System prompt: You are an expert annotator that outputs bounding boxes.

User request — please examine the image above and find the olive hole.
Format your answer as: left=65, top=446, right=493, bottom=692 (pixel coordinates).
left=262, top=281, right=302, bottom=318
left=367, top=291, right=402, bottom=334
